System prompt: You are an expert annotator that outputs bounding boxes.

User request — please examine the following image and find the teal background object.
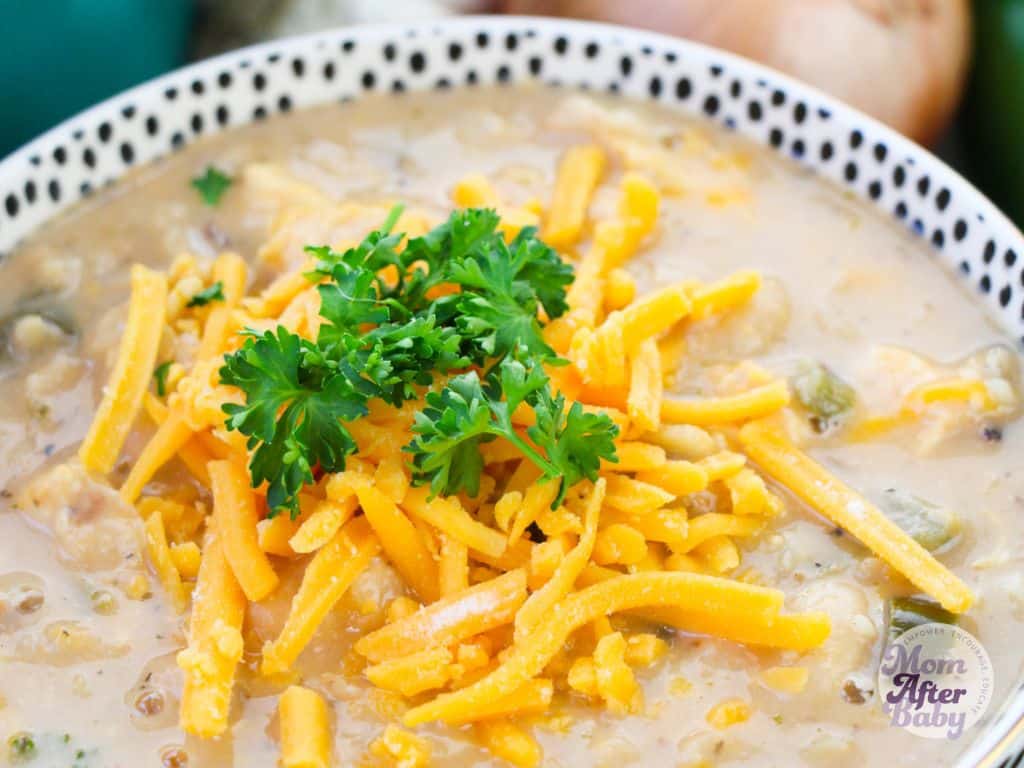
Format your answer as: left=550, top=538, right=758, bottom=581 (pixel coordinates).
left=0, top=0, right=194, bottom=158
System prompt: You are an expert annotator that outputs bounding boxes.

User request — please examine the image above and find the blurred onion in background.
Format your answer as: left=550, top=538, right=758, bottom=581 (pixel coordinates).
left=502, top=0, right=972, bottom=146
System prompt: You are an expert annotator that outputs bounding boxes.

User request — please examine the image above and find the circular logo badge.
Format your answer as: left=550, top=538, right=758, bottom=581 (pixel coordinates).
left=877, top=623, right=994, bottom=740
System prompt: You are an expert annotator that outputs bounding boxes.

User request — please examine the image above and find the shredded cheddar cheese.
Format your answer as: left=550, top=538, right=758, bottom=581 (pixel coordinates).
left=79, top=265, right=168, bottom=474
left=279, top=686, right=332, bottom=768
left=262, top=517, right=380, bottom=675
left=739, top=420, right=973, bottom=612
left=73, top=154, right=985, bottom=768
left=543, top=144, right=606, bottom=249
left=142, top=505, right=188, bottom=613
left=177, top=525, right=246, bottom=738
left=210, top=459, right=279, bottom=602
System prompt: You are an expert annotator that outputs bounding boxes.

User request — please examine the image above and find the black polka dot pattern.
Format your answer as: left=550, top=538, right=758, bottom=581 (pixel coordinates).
left=0, top=21, right=1021, bottom=350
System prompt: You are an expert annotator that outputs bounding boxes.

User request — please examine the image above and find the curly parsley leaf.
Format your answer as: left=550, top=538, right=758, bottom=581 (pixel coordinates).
left=312, top=238, right=470, bottom=405
left=306, top=207, right=570, bottom=359
left=315, top=267, right=393, bottom=352
left=505, top=226, right=575, bottom=320
left=220, top=327, right=367, bottom=516
left=445, top=221, right=572, bottom=362
left=186, top=281, right=225, bottom=308
left=527, top=386, right=620, bottom=494
left=407, top=358, right=618, bottom=505
left=361, top=315, right=469, bottom=405
left=152, top=361, right=172, bottom=397
left=407, top=372, right=496, bottom=499
left=191, top=166, right=233, bottom=206
left=395, top=207, right=503, bottom=312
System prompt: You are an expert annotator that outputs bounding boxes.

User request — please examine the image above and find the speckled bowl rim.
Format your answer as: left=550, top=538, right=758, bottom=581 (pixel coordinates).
left=0, top=16, right=1020, bottom=767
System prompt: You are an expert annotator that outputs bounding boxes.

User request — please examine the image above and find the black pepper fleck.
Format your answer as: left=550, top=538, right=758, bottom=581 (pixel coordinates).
left=982, top=426, right=1003, bottom=443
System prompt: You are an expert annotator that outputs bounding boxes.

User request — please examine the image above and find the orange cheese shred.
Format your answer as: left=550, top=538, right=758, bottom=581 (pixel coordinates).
left=210, top=459, right=279, bottom=602
left=355, top=569, right=529, bottom=664
left=357, top=485, right=439, bottom=603
left=738, top=420, right=974, bottom=613
left=262, top=517, right=380, bottom=675
left=80, top=265, right=168, bottom=474
left=404, top=572, right=784, bottom=725
left=177, top=525, right=246, bottom=737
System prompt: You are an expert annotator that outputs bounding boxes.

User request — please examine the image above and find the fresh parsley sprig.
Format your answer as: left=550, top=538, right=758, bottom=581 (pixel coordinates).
left=153, top=361, right=173, bottom=397
left=220, top=326, right=368, bottom=513
left=219, top=207, right=618, bottom=517
left=186, top=281, right=225, bottom=308
left=191, top=166, right=233, bottom=206
left=407, top=358, right=617, bottom=505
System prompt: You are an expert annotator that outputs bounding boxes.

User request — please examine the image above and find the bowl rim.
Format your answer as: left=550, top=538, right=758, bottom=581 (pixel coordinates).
left=0, top=14, right=1021, bottom=767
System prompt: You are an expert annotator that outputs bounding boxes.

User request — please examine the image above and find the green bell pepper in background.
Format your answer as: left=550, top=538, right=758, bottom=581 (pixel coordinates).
left=0, top=0, right=194, bottom=158
left=965, top=0, right=1024, bottom=229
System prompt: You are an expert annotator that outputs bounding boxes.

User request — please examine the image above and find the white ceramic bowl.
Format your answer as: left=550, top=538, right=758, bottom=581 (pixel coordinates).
left=0, top=17, right=1020, bottom=766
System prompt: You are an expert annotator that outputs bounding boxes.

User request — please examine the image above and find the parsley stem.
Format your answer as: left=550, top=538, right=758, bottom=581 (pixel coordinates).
left=496, top=422, right=560, bottom=485
left=381, top=203, right=405, bottom=235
